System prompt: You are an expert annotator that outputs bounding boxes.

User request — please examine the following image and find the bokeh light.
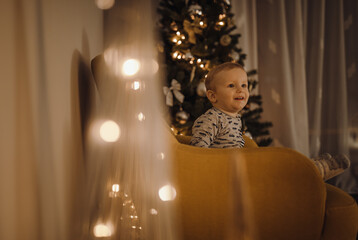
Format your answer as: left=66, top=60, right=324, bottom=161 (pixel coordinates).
left=149, top=208, right=158, bottom=215
left=158, top=184, right=177, bottom=201
left=122, top=59, right=140, bottom=76
left=95, top=0, right=115, bottom=10
left=99, top=120, right=120, bottom=142
left=158, top=152, right=165, bottom=160
left=151, top=60, right=159, bottom=74
left=137, top=112, right=145, bottom=121
left=93, top=223, right=112, bottom=237
left=132, top=80, right=141, bottom=90
left=112, top=184, right=120, bottom=192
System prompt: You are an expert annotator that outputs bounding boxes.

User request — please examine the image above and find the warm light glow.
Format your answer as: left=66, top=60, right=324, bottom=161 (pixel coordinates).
left=218, top=21, right=225, bottom=26
left=95, top=0, right=115, bottom=10
left=177, top=40, right=182, bottom=45
left=122, top=59, right=140, bottom=76
left=150, top=208, right=158, bottom=215
left=112, top=184, right=120, bottom=192
left=197, top=58, right=202, bottom=63
left=131, top=80, right=141, bottom=90
left=200, top=63, right=204, bottom=68
left=93, top=223, right=112, bottom=237
left=151, top=60, right=159, bottom=74
left=172, top=38, right=178, bottom=43
left=158, top=152, right=165, bottom=160
left=177, top=55, right=182, bottom=59
left=100, top=120, right=120, bottom=142
left=172, top=52, right=178, bottom=58
left=200, top=21, right=204, bottom=26
left=159, top=184, right=177, bottom=201
left=176, top=31, right=180, bottom=36
left=137, top=112, right=145, bottom=121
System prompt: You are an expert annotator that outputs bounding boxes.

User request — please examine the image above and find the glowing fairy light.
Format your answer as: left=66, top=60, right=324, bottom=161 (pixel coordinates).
left=93, top=223, right=112, bottom=237
left=137, top=112, right=145, bottom=121
left=131, top=80, right=141, bottom=90
left=177, top=40, right=182, bottom=45
left=99, top=120, right=120, bottom=142
left=95, top=0, right=115, bottom=10
left=158, top=152, right=165, bottom=160
left=150, top=208, right=158, bottom=215
left=176, top=31, right=180, bottom=36
left=172, top=51, right=178, bottom=58
left=112, top=184, right=120, bottom=192
left=172, top=38, right=178, bottom=43
left=177, top=55, right=182, bottom=59
left=158, top=184, right=177, bottom=201
left=197, top=58, right=202, bottom=63
left=218, top=21, right=225, bottom=26
left=122, top=59, right=140, bottom=76
left=219, top=14, right=226, bottom=20
left=200, top=63, right=204, bottom=68
left=200, top=21, right=204, bottom=26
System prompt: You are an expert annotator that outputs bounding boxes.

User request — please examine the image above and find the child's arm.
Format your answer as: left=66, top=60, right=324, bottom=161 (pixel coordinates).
left=190, top=115, right=218, bottom=148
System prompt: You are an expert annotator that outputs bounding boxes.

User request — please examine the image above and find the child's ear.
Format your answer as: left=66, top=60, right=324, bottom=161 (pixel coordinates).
left=206, top=90, right=217, bottom=103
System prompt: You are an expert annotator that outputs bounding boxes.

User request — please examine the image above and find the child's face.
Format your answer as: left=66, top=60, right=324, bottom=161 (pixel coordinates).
left=207, top=68, right=249, bottom=116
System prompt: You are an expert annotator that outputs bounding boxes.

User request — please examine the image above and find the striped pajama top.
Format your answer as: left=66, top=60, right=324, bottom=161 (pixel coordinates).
left=190, top=107, right=245, bottom=148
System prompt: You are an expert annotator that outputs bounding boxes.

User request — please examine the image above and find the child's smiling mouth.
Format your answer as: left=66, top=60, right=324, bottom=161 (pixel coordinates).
left=234, top=97, right=245, bottom=100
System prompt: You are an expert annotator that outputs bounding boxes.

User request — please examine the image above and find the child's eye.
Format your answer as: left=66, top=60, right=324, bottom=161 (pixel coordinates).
left=228, top=83, right=235, bottom=88
left=241, top=84, right=247, bottom=88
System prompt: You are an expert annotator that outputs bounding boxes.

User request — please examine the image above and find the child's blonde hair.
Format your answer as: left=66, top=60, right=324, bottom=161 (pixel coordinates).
left=205, top=62, right=245, bottom=90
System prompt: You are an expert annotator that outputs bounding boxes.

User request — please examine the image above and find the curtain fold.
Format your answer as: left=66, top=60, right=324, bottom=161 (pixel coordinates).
left=233, top=0, right=357, bottom=193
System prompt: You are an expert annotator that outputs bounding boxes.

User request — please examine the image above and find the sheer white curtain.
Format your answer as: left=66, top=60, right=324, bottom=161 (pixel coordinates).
left=233, top=0, right=358, bottom=194
left=0, top=0, right=102, bottom=239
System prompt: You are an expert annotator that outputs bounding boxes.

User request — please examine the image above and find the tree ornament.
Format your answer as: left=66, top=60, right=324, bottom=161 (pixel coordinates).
left=220, top=34, right=232, bottom=46
left=190, top=66, right=196, bottom=82
left=163, top=79, right=185, bottom=106
left=229, top=51, right=240, bottom=61
left=183, top=19, right=203, bottom=44
left=185, top=51, right=193, bottom=59
left=170, top=21, right=178, bottom=31
left=188, top=4, right=202, bottom=16
left=196, top=81, right=206, bottom=97
left=175, top=108, right=189, bottom=125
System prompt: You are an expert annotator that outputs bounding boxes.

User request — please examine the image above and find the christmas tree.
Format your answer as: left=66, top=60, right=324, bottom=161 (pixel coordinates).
left=157, top=0, right=272, bottom=146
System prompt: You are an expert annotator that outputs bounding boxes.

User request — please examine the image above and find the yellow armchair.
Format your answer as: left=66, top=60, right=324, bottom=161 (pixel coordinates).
left=170, top=133, right=358, bottom=240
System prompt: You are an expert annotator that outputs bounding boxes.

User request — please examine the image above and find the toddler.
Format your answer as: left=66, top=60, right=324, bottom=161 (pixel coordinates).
left=190, top=62, right=350, bottom=181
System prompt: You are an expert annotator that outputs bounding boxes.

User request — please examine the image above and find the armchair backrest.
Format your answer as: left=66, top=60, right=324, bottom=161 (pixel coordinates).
left=170, top=130, right=326, bottom=240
